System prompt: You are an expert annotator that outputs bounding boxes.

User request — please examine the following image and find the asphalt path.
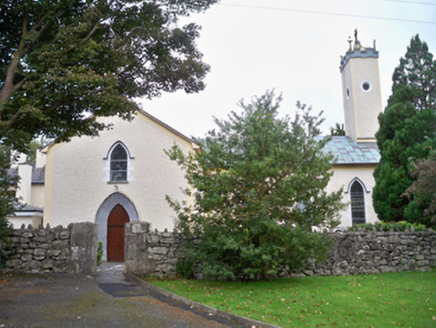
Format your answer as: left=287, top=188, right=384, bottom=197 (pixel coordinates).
left=0, top=264, right=233, bottom=328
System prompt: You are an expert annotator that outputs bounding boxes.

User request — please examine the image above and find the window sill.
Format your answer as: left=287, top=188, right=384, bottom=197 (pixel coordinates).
left=108, top=181, right=128, bottom=184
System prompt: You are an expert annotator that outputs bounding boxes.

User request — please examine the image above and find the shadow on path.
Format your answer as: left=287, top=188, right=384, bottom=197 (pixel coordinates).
left=0, top=263, right=232, bottom=328
left=97, top=263, right=149, bottom=298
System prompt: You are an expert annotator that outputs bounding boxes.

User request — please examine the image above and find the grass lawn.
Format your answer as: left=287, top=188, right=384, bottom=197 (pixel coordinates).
left=149, top=271, right=436, bottom=327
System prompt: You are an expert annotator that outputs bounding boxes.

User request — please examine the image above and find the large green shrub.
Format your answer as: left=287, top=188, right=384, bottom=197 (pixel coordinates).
left=167, top=91, right=345, bottom=280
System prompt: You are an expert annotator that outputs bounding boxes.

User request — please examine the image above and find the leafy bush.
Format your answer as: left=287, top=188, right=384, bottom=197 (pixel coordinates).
left=0, top=217, right=13, bottom=267
left=348, top=221, right=426, bottom=232
left=97, top=241, right=103, bottom=266
left=167, top=92, right=345, bottom=280
left=175, top=258, right=195, bottom=279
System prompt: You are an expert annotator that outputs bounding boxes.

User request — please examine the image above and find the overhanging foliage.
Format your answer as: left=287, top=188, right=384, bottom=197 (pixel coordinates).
left=0, top=0, right=218, bottom=151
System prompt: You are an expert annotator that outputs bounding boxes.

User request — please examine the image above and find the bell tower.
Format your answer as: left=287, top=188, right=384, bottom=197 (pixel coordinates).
left=339, top=30, right=383, bottom=143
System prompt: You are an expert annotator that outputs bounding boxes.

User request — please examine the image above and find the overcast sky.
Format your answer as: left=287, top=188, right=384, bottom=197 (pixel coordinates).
left=139, top=0, right=436, bottom=139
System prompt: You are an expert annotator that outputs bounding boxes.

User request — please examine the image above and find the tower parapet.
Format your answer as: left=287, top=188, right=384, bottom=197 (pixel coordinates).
left=340, top=30, right=379, bottom=71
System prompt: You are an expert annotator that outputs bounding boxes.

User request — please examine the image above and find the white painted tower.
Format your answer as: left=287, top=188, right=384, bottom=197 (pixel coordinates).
left=340, top=30, right=383, bottom=142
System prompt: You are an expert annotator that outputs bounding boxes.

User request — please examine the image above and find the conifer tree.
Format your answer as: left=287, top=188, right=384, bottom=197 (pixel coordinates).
left=373, top=35, right=436, bottom=226
left=167, top=91, right=345, bottom=280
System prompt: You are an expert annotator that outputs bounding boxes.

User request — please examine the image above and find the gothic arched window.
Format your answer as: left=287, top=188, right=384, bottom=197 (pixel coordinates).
left=110, top=144, right=128, bottom=182
left=350, top=180, right=365, bottom=225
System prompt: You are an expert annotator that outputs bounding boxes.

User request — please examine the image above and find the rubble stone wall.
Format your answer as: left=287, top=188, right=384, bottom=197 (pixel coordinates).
left=308, top=230, right=436, bottom=276
left=125, top=223, right=436, bottom=278
left=125, top=222, right=188, bottom=277
left=1, top=222, right=97, bottom=274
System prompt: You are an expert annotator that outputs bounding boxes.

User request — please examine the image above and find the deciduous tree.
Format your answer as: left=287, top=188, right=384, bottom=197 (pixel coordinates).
left=0, top=0, right=217, bottom=151
left=166, top=91, right=345, bottom=280
left=406, top=153, right=436, bottom=225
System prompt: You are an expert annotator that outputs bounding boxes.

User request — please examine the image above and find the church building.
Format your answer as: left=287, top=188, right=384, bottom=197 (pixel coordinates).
left=325, top=32, right=382, bottom=226
left=7, top=33, right=383, bottom=260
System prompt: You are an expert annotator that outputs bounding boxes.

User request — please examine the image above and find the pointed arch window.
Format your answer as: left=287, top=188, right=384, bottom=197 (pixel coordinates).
left=103, top=141, right=134, bottom=183
left=110, top=144, right=128, bottom=182
left=350, top=180, right=365, bottom=225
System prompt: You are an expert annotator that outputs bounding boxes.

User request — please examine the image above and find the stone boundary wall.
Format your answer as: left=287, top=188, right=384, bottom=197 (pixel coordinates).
left=1, top=222, right=97, bottom=274
left=125, top=222, right=436, bottom=278
left=307, top=230, right=436, bottom=276
left=125, top=222, right=188, bottom=277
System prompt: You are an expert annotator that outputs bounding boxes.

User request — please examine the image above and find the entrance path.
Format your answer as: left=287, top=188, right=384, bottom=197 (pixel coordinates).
left=0, top=263, right=232, bottom=328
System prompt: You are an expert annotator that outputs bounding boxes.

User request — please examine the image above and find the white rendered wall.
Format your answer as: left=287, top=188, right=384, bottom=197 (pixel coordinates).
left=326, top=164, right=379, bottom=227
left=16, top=163, right=32, bottom=206
left=30, top=184, right=45, bottom=208
left=44, top=112, right=194, bottom=231
left=341, top=57, right=383, bottom=142
left=35, top=150, right=46, bottom=168
left=7, top=215, right=43, bottom=229
left=341, top=64, right=357, bottom=141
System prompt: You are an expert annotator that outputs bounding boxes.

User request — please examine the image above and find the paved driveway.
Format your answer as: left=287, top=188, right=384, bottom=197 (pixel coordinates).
left=0, top=264, right=232, bottom=328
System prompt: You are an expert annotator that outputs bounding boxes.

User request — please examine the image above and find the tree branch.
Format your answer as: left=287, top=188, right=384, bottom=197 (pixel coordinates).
left=81, top=18, right=103, bottom=44
left=0, top=3, right=66, bottom=112
left=0, top=40, right=26, bottom=109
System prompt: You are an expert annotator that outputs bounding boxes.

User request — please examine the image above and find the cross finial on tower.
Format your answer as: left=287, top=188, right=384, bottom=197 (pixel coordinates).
left=347, top=36, right=353, bottom=51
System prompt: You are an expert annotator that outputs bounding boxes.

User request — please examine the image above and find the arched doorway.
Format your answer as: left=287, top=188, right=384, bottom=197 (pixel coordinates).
left=107, top=205, right=129, bottom=262
left=95, top=192, right=139, bottom=261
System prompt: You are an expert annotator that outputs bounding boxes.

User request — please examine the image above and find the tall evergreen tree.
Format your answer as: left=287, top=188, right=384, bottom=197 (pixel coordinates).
left=373, top=35, right=436, bottom=226
left=166, top=91, right=345, bottom=280
left=330, top=123, right=345, bottom=136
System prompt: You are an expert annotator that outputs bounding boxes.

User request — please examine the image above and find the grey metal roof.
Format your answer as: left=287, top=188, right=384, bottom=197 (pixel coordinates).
left=7, top=167, right=18, bottom=177
left=322, top=136, right=380, bottom=165
left=7, top=165, right=45, bottom=184
left=16, top=204, right=43, bottom=213
left=32, top=166, right=45, bottom=184
left=339, top=46, right=379, bottom=71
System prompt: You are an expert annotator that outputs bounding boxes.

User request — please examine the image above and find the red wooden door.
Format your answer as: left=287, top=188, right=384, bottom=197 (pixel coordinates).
left=107, top=205, right=129, bottom=262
